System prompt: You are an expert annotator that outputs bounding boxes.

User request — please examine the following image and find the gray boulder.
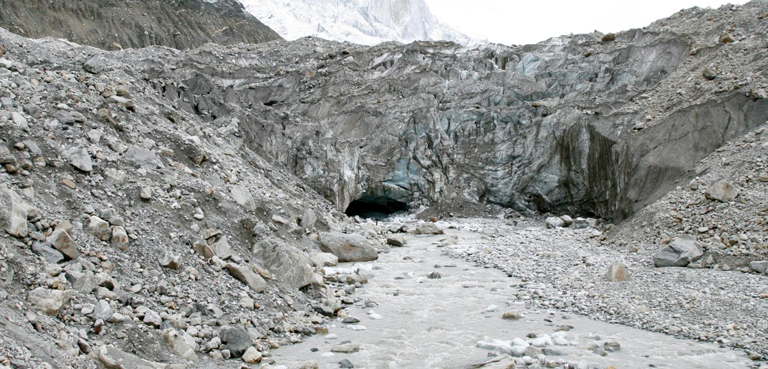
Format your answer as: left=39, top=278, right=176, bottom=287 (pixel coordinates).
left=252, top=237, right=316, bottom=288
left=750, top=261, right=768, bottom=274
left=414, top=223, right=443, bottom=235
left=47, top=229, right=80, bottom=260
left=31, top=242, right=65, bottom=264
left=653, top=237, right=703, bottom=267
left=319, top=232, right=378, bottom=262
left=225, top=263, right=267, bottom=293
left=83, top=56, right=106, bottom=74
left=545, top=217, right=565, bottom=229
left=0, top=186, right=32, bottom=237
left=65, top=146, right=93, bottom=172
left=386, top=234, right=406, bottom=247
left=707, top=180, right=739, bottom=202
left=605, top=262, right=631, bottom=281
left=218, top=326, right=252, bottom=358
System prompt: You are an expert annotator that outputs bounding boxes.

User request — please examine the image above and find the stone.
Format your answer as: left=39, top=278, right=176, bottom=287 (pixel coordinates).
left=319, top=232, right=378, bottom=262
left=11, top=112, right=29, bottom=130
left=602, top=33, right=616, bottom=42
left=559, top=215, right=573, bottom=227
left=218, top=326, right=253, bottom=358
left=0, top=186, right=32, bottom=237
left=415, top=223, right=444, bottom=235
left=111, top=226, right=129, bottom=250
left=96, top=345, right=166, bottom=369
left=300, top=208, right=317, bottom=230
left=702, top=68, right=717, bottom=80
left=339, top=359, right=354, bottom=368
left=427, top=271, right=442, bottom=279
left=331, top=343, right=361, bottom=354
left=104, top=168, right=127, bottom=185
left=653, top=237, right=703, bottom=267
left=47, top=229, right=80, bottom=260
left=143, top=309, right=162, bottom=327
left=31, top=242, right=65, bottom=263
left=192, top=240, right=215, bottom=260
left=83, top=56, right=106, bottom=74
left=605, top=262, right=631, bottom=281
left=65, top=146, right=93, bottom=172
left=386, top=235, right=406, bottom=247
left=140, top=187, right=153, bottom=200
left=750, top=261, right=768, bottom=274
left=89, top=216, right=112, bottom=242
left=502, top=310, right=522, bottom=320
left=545, top=217, right=565, bottom=229
left=252, top=237, right=316, bottom=288
left=160, top=253, right=181, bottom=270
left=310, top=252, right=338, bottom=267
left=241, top=346, right=262, bottom=364
left=225, top=263, right=267, bottom=293
left=759, top=172, right=768, bottom=182
left=604, top=341, right=621, bottom=352
left=231, top=185, right=256, bottom=212
left=209, top=235, right=232, bottom=260
left=28, top=288, right=72, bottom=316
left=164, top=329, right=198, bottom=362
left=93, top=300, right=113, bottom=321
left=707, top=180, right=739, bottom=202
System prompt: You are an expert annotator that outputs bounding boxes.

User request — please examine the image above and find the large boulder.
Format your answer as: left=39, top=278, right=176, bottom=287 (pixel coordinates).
left=707, top=180, right=739, bottom=202
left=218, top=326, right=253, bottom=358
left=319, top=232, right=378, bottom=262
left=65, top=146, right=93, bottom=172
left=605, top=262, right=631, bottom=281
left=225, top=263, right=267, bottom=293
left=47, top=228, right=80, bottom=260
left=252, top=237, right=316, bottom=288
left=0, top=187, right=32, bottom=237
left=96, top=345, right=166, bottom=369
left=414, top=223, right=444, bottom=235
left=653, top=237, right=703, bottom=267
left=28, top=288, right=73, bottom=316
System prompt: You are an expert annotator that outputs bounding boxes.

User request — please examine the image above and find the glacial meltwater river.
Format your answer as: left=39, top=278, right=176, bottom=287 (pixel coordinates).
left=272, top=225, right=752, bottom=369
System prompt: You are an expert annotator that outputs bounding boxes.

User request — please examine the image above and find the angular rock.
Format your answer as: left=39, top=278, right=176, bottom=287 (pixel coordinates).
left=331, top=343, right=361, bottom=354
left=750, top=261, right=768, bottom=274
left=164, top=328, right=198, bottom=362
left=31, top=242, right=65, bottom=263
left=111, top=226, right=129, bottom=250
left=319, top=232, right=378, bottom=262
left=502, top=310, right=521, bottom=320
left=96, top=345, right=166, bottom=369
left=242, top=346, right=262, bottom=364
left=605, top=262, right=631, bottom=281
left=653, top=237, right=703, bottom=267
left=252, top=237, right=316, bottom=288
left=47, top=229, right=80, bottom=260
left=89, top=216, right=112, bottom=242
left=93, top=300, right=113, bottom=321
left=219, top=326, right=253, bottom=358
left=192, top=240, right=215, bottom=260
left=231, top=185, right=256, bottom=212
left=65, top=146, right=93, bottom=172
left=28, top=288, right=72, bottom=316
left=300, top=208, right=317, bottom=230
left=545, top=217, right=565, bottom=229
left=707, top=180, right=739, bottom=202
left=209, top=235, right=232, bottom=260
left=159, top=253, right=181, bottom=270
left=83, top=56, right=106, bottom=74
left=225, top=263, right=267, bottom=293
left=0, top=186, right=32, bottom=237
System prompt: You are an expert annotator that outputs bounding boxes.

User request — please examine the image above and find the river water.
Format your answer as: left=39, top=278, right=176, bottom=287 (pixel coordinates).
left=272, top=225, right=752, bottom=369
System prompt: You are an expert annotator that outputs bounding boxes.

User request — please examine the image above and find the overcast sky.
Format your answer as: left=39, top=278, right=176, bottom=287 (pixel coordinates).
left=423, top=0, right=750, bottom=45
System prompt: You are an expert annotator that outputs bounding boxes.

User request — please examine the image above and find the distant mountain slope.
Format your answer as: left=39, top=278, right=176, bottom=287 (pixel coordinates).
left=0, top=0, right=282, bottom=50
left=241, top=0, right=474, bottom=45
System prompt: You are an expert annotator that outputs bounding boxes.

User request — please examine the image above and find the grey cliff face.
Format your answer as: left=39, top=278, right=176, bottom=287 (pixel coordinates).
left=139, top=2, right=768, bottom=220
left=0, top=0, right=282, bottom=50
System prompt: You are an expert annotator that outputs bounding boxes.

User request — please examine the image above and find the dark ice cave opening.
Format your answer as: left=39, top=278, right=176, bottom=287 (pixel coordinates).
left=345, top=197, right=408, bottom=220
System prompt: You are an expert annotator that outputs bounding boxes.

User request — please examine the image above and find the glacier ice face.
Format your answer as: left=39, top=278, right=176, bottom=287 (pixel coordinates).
left=240, top=0, right=475, bottom=45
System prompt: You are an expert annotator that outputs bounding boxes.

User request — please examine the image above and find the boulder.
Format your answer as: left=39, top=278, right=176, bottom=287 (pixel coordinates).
left=653, top=237, right=703, bottom=267
left=192, top=240, right=215, bottom=260
left=88, top=216, right=112, bottom=241
left=300, top=209, right=317, bottom=230
left=47, top=229, right=80, bottom=260
left=164, top=328, right=198, bottom=362
left=225, top=263, right=267, bottom=293
left=415, top=223, right=444, bottom=235
left=219, top=326, right=253, bottom=358
left=65, top=146, right=93, bottom=172
left=605, top=262, right=631, bottom=281
left=0, top=187, right=32, bottom=237
left=209, top=235, right=232, bottom=260
left=242, top=347, right=262, bottom=364
left=159, top=253, right=181, bottom=270
left=386, top=235, right=406, bottom=247
left=545, top=217, right=565, bottom=229
left=31, top=242, right=65, bottom=263
left=83, top=56, right=106, bottom=74
left=750, top=261, right=768, bottom=274
left=96, top=345, right=166, bottom=369
left=707, top=180, right=739, bottom=202
left=111, top=226, right=129, bottom=250
left=319, top=232, right=378, bottom=262
left=252, top=237, right=316, bottom=288
left=231, top=185, right=256, bottom=212
left=28, top=288, right=72, bottom=316
left=310, top=252, right=338, bottom=267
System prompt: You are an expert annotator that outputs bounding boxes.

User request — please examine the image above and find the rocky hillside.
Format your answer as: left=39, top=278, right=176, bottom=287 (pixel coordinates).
left=0, top=0, right=282, bottom=50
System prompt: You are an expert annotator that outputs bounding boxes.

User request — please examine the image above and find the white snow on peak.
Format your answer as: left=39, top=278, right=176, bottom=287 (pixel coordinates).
left=240, top=0, right=477, bottom=46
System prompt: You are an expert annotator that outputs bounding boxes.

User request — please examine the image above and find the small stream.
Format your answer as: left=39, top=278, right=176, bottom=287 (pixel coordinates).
left=272, top=225, right=752, bottom=368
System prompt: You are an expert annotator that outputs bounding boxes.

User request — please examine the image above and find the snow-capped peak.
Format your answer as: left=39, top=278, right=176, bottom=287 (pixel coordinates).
left=240, top=0, right=475, bottom=45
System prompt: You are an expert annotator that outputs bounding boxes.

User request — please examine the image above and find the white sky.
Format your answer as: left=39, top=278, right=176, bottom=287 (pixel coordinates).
left=424, top=0, right=750, bottom=45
